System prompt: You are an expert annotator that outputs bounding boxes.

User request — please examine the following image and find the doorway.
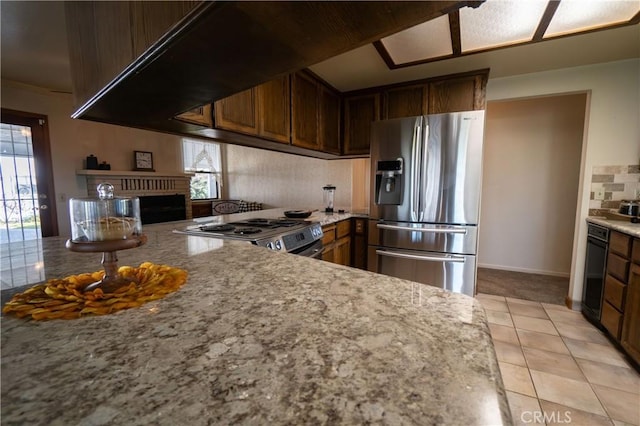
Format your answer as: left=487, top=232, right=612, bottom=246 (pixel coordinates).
left=477, top=93, right=587, bottom=303
left=0, top=108, right=58, bottom=243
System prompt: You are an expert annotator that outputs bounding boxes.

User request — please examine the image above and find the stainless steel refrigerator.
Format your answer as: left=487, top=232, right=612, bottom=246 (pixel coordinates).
left=367, top=111, right=485, bottom=296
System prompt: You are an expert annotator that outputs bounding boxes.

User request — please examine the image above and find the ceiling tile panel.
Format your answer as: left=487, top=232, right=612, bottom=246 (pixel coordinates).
left=545, top=0, right=640, bottom=38
left=460, top=0, right=548, bottom=51
left=380, top=15, right=452, bottom=64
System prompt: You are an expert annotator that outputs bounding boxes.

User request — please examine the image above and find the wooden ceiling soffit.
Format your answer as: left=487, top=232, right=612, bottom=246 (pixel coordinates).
left=73, top=1, right=472, bottom=130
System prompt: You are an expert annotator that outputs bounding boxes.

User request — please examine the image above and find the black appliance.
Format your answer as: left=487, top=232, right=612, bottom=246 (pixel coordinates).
left=174, top=218, right=323, bottom=258
left=582, top=223, right=609, bottom=324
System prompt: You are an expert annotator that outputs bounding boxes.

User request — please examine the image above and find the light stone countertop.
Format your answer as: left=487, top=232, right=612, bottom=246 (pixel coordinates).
left=586, top=217, right=640, bottom=238
left=1, top=218, right=510, bottom=425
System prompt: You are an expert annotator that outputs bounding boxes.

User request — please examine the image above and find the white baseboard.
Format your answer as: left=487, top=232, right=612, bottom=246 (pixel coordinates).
left=478, top=263, right=570, bottom=278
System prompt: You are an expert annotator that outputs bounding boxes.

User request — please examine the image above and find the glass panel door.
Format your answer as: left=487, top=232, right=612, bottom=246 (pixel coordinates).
left=0, top=122, right=41, bottom=243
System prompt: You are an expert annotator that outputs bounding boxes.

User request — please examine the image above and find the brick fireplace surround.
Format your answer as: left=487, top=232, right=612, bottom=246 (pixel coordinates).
left=76, top=170, right=193, bottom=221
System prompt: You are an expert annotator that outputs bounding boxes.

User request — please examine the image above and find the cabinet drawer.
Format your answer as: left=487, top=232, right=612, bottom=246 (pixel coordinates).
left=604, top=275, right=626, bottom=311
left=632, top=239, right=640, bottom=265
left=607, top=252, right=630, bottom=283
left=336, top=220, right=351, bottom=239
left=610, top=231, right=632, bottom=258
left=322, top=225, right=336, bottom=245
left=601, top=301, right=623, bottom=340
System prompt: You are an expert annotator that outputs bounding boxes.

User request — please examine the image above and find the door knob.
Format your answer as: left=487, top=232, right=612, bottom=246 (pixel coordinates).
left=40, top=205, right=48, bottom=210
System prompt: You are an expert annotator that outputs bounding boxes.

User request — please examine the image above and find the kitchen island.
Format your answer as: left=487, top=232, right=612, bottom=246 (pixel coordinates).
left=1, top=218, right=510, bottom=425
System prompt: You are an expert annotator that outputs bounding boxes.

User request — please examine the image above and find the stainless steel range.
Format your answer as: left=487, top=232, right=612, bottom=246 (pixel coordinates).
left=174, top=218, right=324, bottom=257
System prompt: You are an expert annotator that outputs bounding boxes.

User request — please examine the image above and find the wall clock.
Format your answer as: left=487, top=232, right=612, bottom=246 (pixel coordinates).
left=134, top=151, right=155, bottom=171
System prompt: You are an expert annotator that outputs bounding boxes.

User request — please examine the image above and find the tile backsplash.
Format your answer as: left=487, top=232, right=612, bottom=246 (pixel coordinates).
left=589, top=165, right=640, bottom=211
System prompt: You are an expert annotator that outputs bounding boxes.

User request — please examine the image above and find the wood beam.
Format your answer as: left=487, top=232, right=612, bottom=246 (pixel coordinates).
left=533, top=0, right=561, bottom=41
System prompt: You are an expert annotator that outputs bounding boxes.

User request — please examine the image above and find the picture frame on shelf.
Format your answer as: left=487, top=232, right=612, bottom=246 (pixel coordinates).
left=133, top=151, right=154, bottom=171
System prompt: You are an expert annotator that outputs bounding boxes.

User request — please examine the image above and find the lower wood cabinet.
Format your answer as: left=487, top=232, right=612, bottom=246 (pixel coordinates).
left=351, top=217, right=368, bottom=270
left=191, top=201, right=213, bottom=218
left=321, top=220, right=351, bottom=266
left=621, top=262, right=640, bottom=365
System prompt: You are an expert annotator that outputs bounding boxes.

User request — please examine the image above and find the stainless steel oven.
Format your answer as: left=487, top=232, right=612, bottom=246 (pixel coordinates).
left=174, top=217, right=324, bottom=258
left=582, top=223, right=609, bottom=323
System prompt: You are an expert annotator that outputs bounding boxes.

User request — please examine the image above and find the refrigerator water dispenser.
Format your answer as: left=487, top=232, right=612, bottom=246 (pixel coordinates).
left=375, top=158, right=403, bottom=205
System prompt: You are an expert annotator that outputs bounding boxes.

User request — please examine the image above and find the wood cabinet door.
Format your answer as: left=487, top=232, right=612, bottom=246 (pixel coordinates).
left=175, top=104, right=213, bottom=127
left=334, top=236, right=351, bottom=266
left=343, top=93, right=380, bottom=155
left=214, top=88, right=258, bottom=135
left=428, top=74, right=486, bottom=114
left=621, top=263, right=640, bottom=365
left=319, top=84, right=341, bottom=154
left=257, top=75, right=291, bottom=144
left=292, top=72, right=320, bottom=149
left=383, top=84, right=427, bottom=119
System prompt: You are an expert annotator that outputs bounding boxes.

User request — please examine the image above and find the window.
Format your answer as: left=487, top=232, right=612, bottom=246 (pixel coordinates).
left=182, top=139, right=222, bottom=200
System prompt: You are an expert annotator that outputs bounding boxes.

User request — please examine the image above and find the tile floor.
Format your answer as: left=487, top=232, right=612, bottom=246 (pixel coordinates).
left=476, top=293, right=640, bottom=426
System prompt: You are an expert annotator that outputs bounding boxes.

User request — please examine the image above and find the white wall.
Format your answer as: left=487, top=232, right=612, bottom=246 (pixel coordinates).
left=479, top=94, right=585, bottom=276
left=224, top=144, right=353, bottom=210
left=486, top=58, right=640, bottom=307
left=1, top=80, right=184, bottom=236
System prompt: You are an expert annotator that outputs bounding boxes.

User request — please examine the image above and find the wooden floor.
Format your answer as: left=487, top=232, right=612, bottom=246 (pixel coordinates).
left=477, top=268, right=569, bottom=306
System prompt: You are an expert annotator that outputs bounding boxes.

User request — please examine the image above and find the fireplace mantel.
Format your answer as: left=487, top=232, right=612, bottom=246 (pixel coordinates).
left=76, top=170, right=193, bottom=178
left=76, top=170, right=193, bottom=220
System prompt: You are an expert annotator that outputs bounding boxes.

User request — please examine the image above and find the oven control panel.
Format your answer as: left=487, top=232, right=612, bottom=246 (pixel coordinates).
left=256, top=223, right=323, bottom=253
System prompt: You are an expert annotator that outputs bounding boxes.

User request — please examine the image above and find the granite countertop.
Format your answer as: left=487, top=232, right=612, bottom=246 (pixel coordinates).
left=1, top=217, right=510, bottom=425
left=586, top=216, right=640, bottom=238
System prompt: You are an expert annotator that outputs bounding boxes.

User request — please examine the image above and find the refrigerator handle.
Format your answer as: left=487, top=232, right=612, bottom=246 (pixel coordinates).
left=410, top=118, right=422, bottom=222
left=419, top=123, right=429, bottom=221
left=376, top=249, right=465, bottom=263
left=377, top=223, right=467, bottom=234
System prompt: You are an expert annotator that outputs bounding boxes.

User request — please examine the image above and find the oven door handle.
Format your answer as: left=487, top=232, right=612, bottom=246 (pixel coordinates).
left=309, top=247, right=324, bottom=259
left=376, top=249, right=465, bottom=263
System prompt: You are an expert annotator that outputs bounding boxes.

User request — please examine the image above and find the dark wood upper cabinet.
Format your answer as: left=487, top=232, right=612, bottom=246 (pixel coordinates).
left=428, top=73, right=488, bottom=114
left=383, top=84, right=428, bottom=119
left=343, top=93, right=380, bottom=156
left=214, top=88, right=258, bottom=135
left=319, top=85, right=341, bottom=155
left=257, top=75, right=291, bottom=144
left=292, top=72, right=320, bottom=150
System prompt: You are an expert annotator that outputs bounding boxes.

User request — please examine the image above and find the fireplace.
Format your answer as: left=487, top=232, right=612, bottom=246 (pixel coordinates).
left=139, top=194, right=186, bottom=224
left=77, top=170, right=193, bottom=223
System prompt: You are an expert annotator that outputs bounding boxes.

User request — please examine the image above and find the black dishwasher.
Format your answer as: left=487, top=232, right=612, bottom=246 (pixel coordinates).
left=582, top=223, right=609, bottom=324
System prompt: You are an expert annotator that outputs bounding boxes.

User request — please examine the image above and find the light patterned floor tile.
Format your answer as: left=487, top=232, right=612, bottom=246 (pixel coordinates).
left=506, top=297, right=542, bottom=307
left=477, top=293, right=507, bottom=301
left=500, top=362, right=536, bottom=397
left=479, top=298, right=510, bottom=312
left=489, top=323, right=520, bottom=345
left=486, top=309, right=514, bottom=327
left=516, top=329, right=570, bottom=355
left=513, top=315, right=559, bottom=335
left=553, top=321, right=611, bottom=345
left=540, top=400, right=614, bottom=426
left=495, top=340, right=527, bottom=366
left=563, top=338, right=629, bottom=368
left=506, top=391, right=544, bottom=426
left=522, top=347, right=586, bottom=381
left=546, top=309, right=592, bottom=327
left=529, top=370, right=607, bottom=416
left=508, top=303, right=549, bottom=319
left=592, top=384, right=640, bottom=425
left=577, top=358, right=640, bottom=394
left=542, top=302, right=571, bottom=312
